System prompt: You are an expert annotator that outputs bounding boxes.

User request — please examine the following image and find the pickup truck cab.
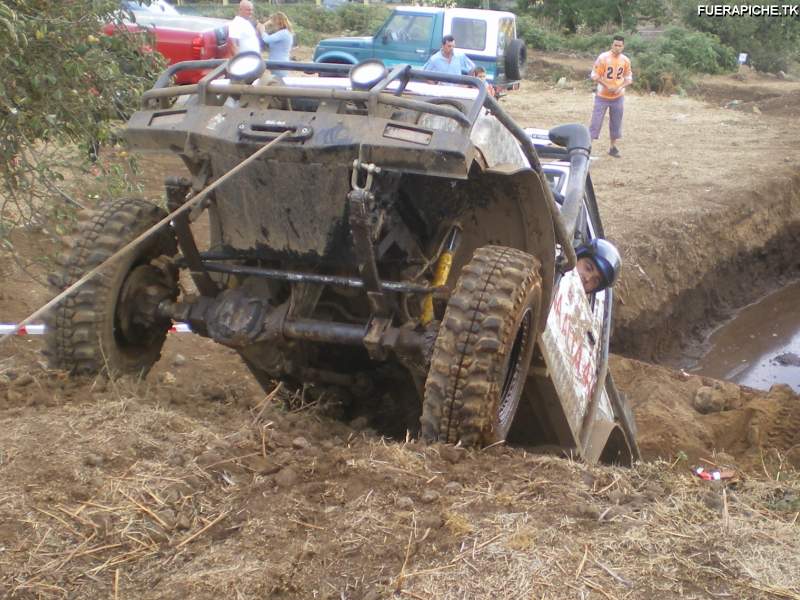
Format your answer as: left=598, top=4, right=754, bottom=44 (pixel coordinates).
left=313, top=7, right=526, bottom=89
left=103, top=11, right=232, bottom=85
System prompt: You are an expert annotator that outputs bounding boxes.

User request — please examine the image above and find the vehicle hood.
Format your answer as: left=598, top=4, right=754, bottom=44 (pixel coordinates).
left=133, top=14, right=229, bottom=32
left=316, top=36, right=373, bottom=49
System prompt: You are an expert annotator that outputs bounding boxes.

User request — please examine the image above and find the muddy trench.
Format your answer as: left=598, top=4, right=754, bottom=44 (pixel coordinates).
left=612, top=168, right=800, bottom=372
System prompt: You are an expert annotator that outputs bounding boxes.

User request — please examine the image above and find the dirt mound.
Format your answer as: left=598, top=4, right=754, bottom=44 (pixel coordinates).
left=612, top=356, right=800, bottom=469
left=691, top=69, right=800, bottom=106
left=734, top=90, right=800, bottom=118
left=527, top=53, right=590, bottom=83
left=1, top=368, right=799, bottom=599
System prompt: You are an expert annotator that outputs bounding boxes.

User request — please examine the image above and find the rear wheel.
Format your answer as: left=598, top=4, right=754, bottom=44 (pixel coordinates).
left=421, top=246, right=541, bottom=447
left=45, top=199, right=178, bottom=377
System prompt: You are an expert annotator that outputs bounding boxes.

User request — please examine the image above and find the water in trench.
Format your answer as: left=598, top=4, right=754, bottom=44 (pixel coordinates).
left=690, top=280, right=800, bottom=392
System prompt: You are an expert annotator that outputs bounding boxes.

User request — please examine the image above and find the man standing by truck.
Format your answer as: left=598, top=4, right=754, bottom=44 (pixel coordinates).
left=589, top=36, right=633, bottom=158
left=229, top=0, right=260, bottom=56
left=424, top=35, right=475, bottom=76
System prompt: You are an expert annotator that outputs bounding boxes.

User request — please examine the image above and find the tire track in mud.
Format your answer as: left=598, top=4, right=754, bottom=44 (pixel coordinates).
left=762, top=389, right=800, bottom=452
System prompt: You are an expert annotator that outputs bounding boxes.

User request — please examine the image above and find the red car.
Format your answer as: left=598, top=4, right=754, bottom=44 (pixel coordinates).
left=103, top=5, right=232, bottom=85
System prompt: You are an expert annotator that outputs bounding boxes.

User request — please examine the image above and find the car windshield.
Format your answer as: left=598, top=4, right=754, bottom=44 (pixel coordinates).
left=123, top=0, right=179, bottom=15
left=381, top=13, right=435, bottom=44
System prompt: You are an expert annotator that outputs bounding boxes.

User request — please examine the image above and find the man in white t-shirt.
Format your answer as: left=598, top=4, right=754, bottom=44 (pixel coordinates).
left=229, top=0, right=260, bottom=55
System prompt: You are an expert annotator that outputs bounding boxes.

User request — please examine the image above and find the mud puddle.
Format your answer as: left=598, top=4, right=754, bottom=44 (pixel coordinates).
left=689, top=279, right=800, bottom=391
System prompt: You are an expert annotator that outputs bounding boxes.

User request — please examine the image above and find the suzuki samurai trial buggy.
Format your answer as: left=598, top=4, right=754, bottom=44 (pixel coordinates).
left=46, top=54, right=639, bottom=464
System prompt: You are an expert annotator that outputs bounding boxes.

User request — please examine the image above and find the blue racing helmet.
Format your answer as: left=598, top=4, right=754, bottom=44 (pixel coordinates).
left=576, top=239, right=621, bottom=291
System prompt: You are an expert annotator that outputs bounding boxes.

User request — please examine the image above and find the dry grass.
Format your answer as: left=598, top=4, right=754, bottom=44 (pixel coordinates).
left=2, top=370, right=797, bottom=599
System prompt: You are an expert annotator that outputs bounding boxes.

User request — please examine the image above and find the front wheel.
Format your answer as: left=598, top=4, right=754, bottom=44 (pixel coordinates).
left=421, top=246, right=542, bottom=447
left=45, top=199, right=178, bottom=377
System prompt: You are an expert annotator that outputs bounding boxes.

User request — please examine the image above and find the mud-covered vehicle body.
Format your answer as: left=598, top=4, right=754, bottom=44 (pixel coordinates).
left=47, top=55, right=638, bottom=464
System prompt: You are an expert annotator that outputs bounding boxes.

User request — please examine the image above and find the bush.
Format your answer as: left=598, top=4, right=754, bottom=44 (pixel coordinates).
left=516, top=15, right=560, bottom=51
left=284, top=5, right=342, bottom=34
left=679, top=0, right=800, bottom=73
left=561, top=32, right=613, bottom=54
left=626, top=28, right=735, bottom=93
left=634, top=50, right=686, bottom=94
left=517, top=0, right=665, bottom=34
left=658, top=27, right=736, bottom=74
left=0, top=1, right=160, bottom=235
left=337, top=3, right=390, bottom=34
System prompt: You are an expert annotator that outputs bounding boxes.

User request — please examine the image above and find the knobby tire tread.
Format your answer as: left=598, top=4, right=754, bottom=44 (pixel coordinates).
left=422, top=246, right=541, bottom=447
left=44, top=198, right=176, bottom=375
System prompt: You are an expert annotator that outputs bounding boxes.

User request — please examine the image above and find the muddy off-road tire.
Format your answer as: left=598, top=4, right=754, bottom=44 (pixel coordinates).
left=45, top=199, right=178, bottom=376
left=421, top=246, right=541, bottom=447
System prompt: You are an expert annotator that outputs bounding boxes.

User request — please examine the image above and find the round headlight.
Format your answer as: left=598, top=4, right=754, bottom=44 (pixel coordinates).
left=350, top=59, right=388, bottom=90
left=228, top=51, right=266, bottom=83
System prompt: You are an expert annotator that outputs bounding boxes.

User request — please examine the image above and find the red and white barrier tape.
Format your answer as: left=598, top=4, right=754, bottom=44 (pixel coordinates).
left=0, top=323, right=192, bottom=336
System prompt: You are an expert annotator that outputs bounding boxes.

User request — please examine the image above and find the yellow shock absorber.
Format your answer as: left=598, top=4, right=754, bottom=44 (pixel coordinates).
left=421, top=227, right=461, bottom=325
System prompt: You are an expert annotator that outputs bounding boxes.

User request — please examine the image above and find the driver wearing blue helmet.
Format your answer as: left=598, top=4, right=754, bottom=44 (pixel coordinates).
left=575, top=238, right=621, bottom=294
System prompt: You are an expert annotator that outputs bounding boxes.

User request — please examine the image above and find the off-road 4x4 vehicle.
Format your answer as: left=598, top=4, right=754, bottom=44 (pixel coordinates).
left=46, top=55, right=639, bottom=464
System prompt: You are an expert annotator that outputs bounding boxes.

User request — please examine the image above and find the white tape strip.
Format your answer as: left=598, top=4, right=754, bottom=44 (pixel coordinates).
left=0, top=323, right=192, bottom=335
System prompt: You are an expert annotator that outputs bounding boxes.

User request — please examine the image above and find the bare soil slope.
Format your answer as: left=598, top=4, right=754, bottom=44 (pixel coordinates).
left=1, top=54, right=799, bottom=598
left=1, top=347, right=799, bottom=599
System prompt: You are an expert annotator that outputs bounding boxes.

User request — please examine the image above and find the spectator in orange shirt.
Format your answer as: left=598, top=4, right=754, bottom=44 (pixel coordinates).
left=589, top=36, right=633, bottom=158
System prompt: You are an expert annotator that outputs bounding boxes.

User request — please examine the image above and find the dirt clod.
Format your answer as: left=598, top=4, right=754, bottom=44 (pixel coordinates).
left=175, top=512, right=192, bottom=531
left=444, top=481, right=461, bottom=494
left=292, top=436, right=311, bottom=450
left=574, top=501, right=601, bottom=519
left=83, top=453, right=104, bottom=467
left=247, top=456, right=275, bottom=474
left=274, top=466, right=298, bottom=488
left=6, top=388, right=23, bottom=403
left=396, top=496, right=414, bottom=509
left=693, top=385, right=727, bottom=414
left=420, top=489, right=440, bottom=504
left=439, top=444, right=466, bottom=464
left=702, top=490, right=724, bottom=511
left=12, top=373, right=34, bottom=387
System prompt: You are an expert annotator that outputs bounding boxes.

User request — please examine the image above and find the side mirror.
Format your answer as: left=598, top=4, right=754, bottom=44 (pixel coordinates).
left=381, top=32, right=389, bottom=44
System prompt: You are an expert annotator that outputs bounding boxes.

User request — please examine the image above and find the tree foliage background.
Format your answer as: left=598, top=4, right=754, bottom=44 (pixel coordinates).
left=515, top=0, right=799, bottom=75
left=680, top=0, right=800, bottom=73
left=0, top=0, right=162, bottom=234
left=517, top=0, right=668, bottom=34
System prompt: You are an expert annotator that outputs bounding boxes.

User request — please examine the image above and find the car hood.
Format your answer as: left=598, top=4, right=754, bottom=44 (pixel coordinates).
left=132, top=13, right=229, bottom=31
left=316, top=36, right=373, bottom=49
